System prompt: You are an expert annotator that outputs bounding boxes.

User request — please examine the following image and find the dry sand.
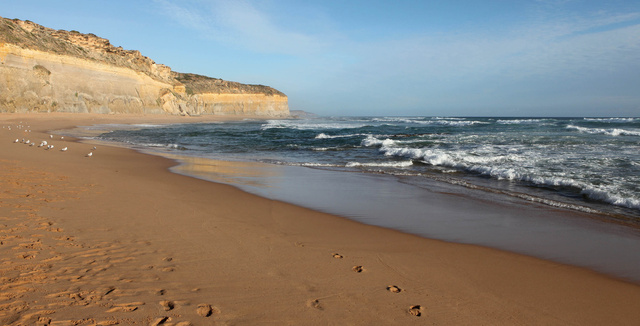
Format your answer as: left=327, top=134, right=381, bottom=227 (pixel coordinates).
left=1, top=113, right=639, bottom=325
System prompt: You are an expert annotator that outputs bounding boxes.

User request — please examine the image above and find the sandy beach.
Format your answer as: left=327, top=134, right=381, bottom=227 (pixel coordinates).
left=1, top=113, right=640, bottom=325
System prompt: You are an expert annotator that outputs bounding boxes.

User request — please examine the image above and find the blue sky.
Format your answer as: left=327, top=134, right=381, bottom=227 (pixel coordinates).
left=3, top=0, right=640, bottom=117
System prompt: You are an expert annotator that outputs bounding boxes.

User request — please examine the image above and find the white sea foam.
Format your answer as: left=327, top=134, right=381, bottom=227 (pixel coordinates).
left=361, top=135, right=397, bottom=147
left=372, top=117, right=433, bottom=124
left=261, top=120, right=367, bottom=130
left=432, top=120, right=488, bottom=126
left=315, top=133, right=368, bottom=139
left=432, top=117, right=466, bottom=120
left=581, top=187, right=640, bottom=210
left=371, top=117, right=487, bottom=126
left=567, top=125, right=640, bottom=136
left=265, top=160, right=341, bottom=168
left=346, top=160, right=413, bottom=168
left=496, top=119, right=551, bottom=125
left=312, top=147, right=347, bottom=151
left=583, top=118, right=637, bottom=123
left=142, top=143, right=184, bottom=150
left=363, top=137, right=640, bottom=211
left=298, top=162, right=342, bottom=167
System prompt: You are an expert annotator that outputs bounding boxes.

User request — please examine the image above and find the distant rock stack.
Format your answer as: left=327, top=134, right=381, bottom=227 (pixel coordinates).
left=0, top=16, right=289, bottom=117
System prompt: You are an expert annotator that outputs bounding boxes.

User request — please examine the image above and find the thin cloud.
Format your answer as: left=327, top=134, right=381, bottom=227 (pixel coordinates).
left=340, top=8, right=640, bottom=84
left=153, top=0, right=209, bottom=32
left=154, top=0, right=327, bottom=56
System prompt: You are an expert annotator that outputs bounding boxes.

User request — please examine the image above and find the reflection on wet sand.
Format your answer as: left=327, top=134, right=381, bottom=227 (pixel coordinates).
left=165, top=154, right=281, bottom=189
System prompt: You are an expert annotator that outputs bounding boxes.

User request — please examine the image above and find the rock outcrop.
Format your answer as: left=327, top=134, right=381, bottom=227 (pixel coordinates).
left=0, top=17, right=289, bottom=117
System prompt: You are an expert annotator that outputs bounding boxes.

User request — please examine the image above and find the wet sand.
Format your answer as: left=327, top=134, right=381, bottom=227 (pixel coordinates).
left=1, top=113, right=640, bottom=325
left=167, top=155, right=640, bottom=283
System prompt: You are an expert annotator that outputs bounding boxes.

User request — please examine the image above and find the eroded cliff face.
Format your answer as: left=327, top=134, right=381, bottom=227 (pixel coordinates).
left=0, top=17, right=289, bottom=117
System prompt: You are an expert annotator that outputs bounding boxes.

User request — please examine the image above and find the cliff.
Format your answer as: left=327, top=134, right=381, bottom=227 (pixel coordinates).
left=0, top=17, right=289, bottom=117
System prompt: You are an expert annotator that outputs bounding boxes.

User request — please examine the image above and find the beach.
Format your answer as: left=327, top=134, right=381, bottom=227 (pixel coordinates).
left=1, top=113, right=640, bottom=325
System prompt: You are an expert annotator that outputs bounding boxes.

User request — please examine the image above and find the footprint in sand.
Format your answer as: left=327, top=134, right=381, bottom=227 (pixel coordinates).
left=106, top=302, right=145, bottom=313
left=102, top=286, right=116, bottom=296
left=150, top=316, right=169, bottom=326
left=352, top=265, right=364, bottom=273
left=387, top=285, right=402, bottom=293
left=196, top=303, right=219, bottom=317
left=408, top=305, right=423, bottom=317
left=160, top=300, right=175, bottom=311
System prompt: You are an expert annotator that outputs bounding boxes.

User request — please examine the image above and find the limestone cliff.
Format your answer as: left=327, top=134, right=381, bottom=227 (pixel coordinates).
left=0, top=17, right=289, bottom=117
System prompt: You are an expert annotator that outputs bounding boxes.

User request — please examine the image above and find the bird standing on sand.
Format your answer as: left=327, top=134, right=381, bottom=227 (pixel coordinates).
left=61, top=147, right=68, bottom=152
left=86, top=152, right=93, bottom=157
left=13, top=139, right=19, bottom=143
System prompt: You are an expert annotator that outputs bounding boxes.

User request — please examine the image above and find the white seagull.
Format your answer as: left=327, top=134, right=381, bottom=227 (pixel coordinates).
left=60, top=147, right=68, bottom=152
left=86, top=152, right=93, bottom=157
left=13, top=139, right=19, bottom=143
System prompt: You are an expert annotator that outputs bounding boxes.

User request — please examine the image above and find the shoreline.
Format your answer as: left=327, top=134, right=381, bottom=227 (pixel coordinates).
left=59, top=116, right=640, bottom=284
left=165, top=156, right=640, bottom=283
left=2, top=113, right=640, bottom=325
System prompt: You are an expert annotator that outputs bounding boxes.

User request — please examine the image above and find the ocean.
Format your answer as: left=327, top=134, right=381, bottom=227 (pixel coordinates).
left=82, top=116, right=640, bottom=282
left=98, top=116, right=640, bottom=221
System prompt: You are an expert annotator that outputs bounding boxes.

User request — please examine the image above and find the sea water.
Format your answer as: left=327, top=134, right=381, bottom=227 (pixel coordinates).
left=99, top=116, right=640, bottom=221
left=88, top=116, right=640, bottom=282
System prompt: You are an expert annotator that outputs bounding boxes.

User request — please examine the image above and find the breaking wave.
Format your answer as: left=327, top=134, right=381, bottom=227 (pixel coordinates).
left=567, top=125, right=640, bottom=136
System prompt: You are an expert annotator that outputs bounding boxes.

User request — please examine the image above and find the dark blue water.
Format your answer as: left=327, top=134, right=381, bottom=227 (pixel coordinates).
left=98, top=116, right=640, bottom=224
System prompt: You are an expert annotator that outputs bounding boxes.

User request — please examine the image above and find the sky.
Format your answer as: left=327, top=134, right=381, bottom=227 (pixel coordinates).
left=2, top=0, right=640, bottom=117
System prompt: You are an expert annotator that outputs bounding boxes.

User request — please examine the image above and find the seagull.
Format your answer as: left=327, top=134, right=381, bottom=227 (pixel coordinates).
left=25, top=140, right=30, bottom=144
left=50, top=135, right=53, bottom=139
left=60, top=147, right=68, bottom=152
left=46, top=145, right=54, bottom=150
left=92, top=146, right=97, bottom=150
left=60, top=136, right=64, bottom=140
left=29, top=143, right=35, bottom=147
left=14, top=139, right=19, bottom=143
left=86, top=152, right=93, bottom=157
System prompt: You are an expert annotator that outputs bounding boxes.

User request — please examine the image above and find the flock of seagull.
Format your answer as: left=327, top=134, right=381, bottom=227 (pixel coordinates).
left=4, top=123, right=95, bottom=157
